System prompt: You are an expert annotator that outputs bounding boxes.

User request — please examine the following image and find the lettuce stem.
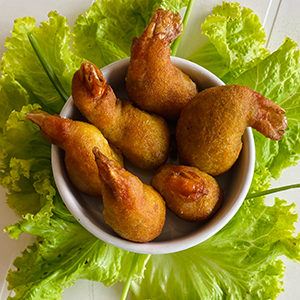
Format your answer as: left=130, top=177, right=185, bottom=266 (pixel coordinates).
left=171, top=0, right=195, bottom=56
left=120, top=253, right=142, bottom=300
left=246, top=184, right=300, bottom=199
left=27, top=31, right=69, bottom=102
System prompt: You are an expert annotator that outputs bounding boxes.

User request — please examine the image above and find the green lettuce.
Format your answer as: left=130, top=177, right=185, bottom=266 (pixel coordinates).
left=0, top=1, right=300, bottom=300
left=188, top=2, right=269, bottom=82
left=229, top=38, right=300, bottom=180
left=1, top=104, right=55, bottom=233
left=131, top=198, right=300, bottom=299
left=0, top=10, right=83, bottom=232
left=0, top=11, right=82, bottom=114
left=0, top=75, right=30, bottom=131
left=73, top=0, right=189, bottom=68
left=6, top=213, right=150, bottom=300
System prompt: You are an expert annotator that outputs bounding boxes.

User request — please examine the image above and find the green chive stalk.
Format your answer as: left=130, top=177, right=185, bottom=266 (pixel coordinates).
left=120, top=253, right=146, bottom=300
left=171, top=0, right=195, bottom=56
left=246, top=184, right=300, bottom=200
left=27, top=31, right=69, bottom=102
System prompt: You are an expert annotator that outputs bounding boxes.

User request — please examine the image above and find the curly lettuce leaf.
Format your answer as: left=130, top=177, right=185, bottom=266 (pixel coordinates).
left=0, top=75, right=30, bottom=131
left=0, top=11, right=82, bottom=113
left=0, top=104, right=57, bottom=241
left=0, top=104, right=54, bottom=217
left=188, top=2, right=269, bottom=82
left=131, top=198, right=300, bottom=300
left=5, top=211, right=150, bottom=300
left=229, top=38, right=300, bottom=180
left=72, top=0, right=189, bottom=68
left=0, top=10, right=83, bottom=240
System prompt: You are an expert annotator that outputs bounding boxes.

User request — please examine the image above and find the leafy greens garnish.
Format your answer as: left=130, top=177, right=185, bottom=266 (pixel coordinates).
left=72, top=0, right=190, bottom=68
left=131, top=198, right=300, bottom=300
left=0, top=1, right=299, bottom=300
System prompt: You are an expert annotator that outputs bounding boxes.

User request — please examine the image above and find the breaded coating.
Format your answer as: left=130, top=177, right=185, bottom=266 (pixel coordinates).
left=93, top=147, right=166, bottom=243
left=176, top=85, right=288, bottom=176
left=26, top=110, right=123, bottom=197
left=126, top=7, right=198, bottom=120
left=151, top=164, right=223, bottom=222
left=72, top=61, right=170, bottom=170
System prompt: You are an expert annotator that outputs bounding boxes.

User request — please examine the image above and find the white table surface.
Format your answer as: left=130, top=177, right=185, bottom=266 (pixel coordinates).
left=0, top=0, right=299, bottom=299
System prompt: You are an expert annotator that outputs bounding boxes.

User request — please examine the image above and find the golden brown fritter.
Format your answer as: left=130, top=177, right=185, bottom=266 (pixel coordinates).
left=151, top=164, right=223, bottom=222
left=126, top=8, right=198, bottom=120
left=93, top=147, right=166, bottom=243
left=26, top=110, right=123, bottom=197
left=72, top=61, right=170, bottom=170
left=176, top=85, right=287, bottom=176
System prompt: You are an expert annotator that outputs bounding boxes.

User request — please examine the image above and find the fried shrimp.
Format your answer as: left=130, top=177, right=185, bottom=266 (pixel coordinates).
left=72, top=61, right=170, bottom=170
left=176, top=85, right=287, bottom=176
left=93, top=147, right=166, bottom=243
left=26, top=110, right=123, bottom=197
left=126, top=7, right=198, bottom=120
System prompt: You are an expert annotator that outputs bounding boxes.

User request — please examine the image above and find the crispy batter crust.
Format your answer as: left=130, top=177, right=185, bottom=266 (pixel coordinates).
left=93, top=148, right=166, bottom=242
left=72, top=61, right=171, bottom=170
left=176, top=85, right=287, bottom=176
left=126, top=8, right=198, bottom=120
left=26, top=110, right=123, bottom=197
left=151, top=164, right=223, bottom=222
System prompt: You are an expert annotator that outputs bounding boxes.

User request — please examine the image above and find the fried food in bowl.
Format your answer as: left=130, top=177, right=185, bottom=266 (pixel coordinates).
left=51, top=57, right=255, bottom=254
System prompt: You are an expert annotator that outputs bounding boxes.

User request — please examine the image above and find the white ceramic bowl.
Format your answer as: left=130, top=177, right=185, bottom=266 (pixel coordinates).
left=52, top=57, right=255, bottom=254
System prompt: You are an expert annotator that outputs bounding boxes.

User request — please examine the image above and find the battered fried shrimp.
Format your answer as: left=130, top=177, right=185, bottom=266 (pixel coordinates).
left=151, top=164, right=223, bottom=222
left=93, top=147, right=166, bottom=243
left=72, top=61, right=170, bottom=170
left=26, top=110, right=123, bottom=197
left=176, top=85, right=288, bottom=176
left=126, top=7, right=198, bottom=120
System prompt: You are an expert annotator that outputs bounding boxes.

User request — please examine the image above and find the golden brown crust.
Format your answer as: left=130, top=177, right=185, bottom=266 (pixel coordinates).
left=93, top=147, right=166, bottom=243
left=126, top=8, right=198, bottom=120
left=176, top=85, right=287, bottom=176
left=26, top=110, right=123, bottom=197
left=151, top=164, right=223, bottom=222
left=72, top=62, right=171, bottom=170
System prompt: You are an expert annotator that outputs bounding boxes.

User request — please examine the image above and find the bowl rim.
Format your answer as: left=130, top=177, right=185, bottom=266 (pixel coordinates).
left=51, top=57, right=255, bottom=254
